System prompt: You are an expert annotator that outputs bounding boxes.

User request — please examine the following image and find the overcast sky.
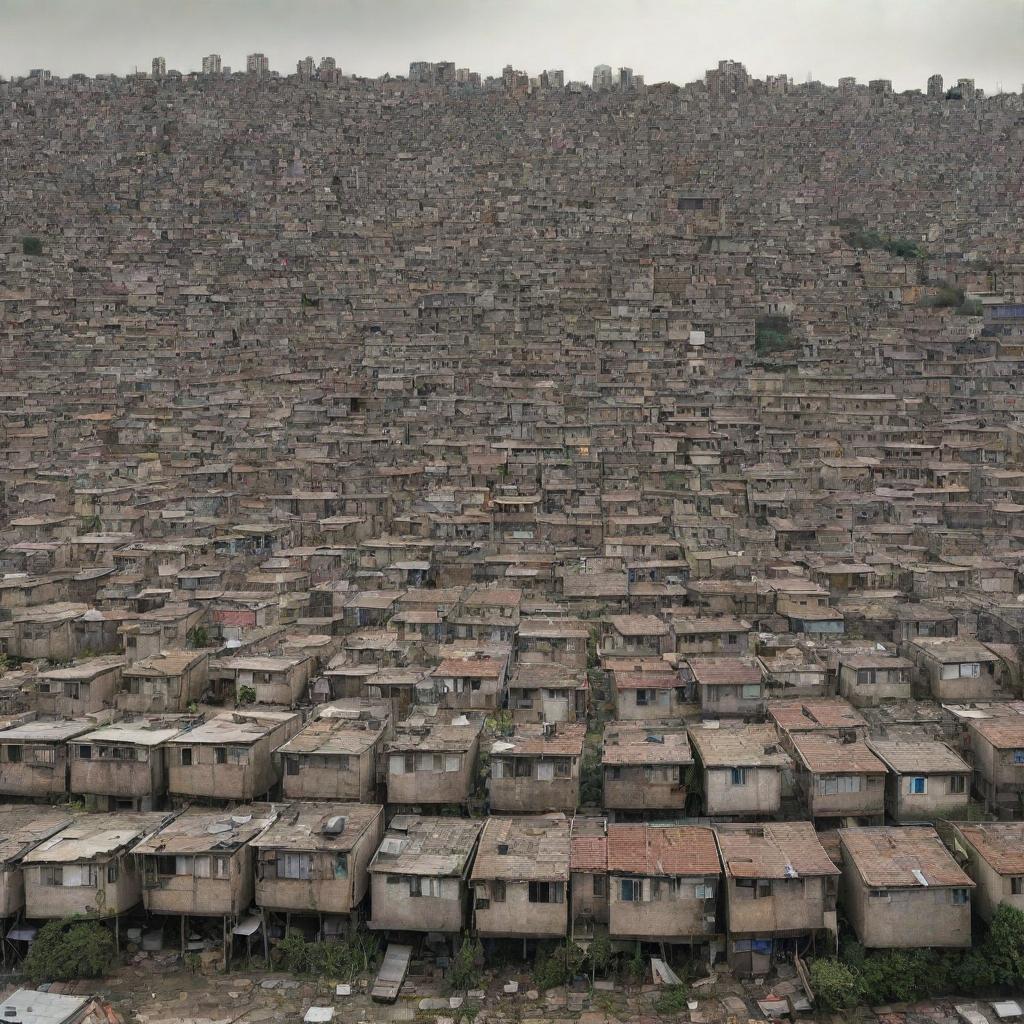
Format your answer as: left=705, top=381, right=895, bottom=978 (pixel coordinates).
left=1, top=0, right=1022, bottom=93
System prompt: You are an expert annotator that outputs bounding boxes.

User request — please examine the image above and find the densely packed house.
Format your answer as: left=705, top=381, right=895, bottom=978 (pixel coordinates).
left=0, top=55, right=1023, bottom=974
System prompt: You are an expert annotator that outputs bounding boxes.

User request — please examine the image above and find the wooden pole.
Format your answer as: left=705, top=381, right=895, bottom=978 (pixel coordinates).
left=223, top=916, right=228, bottom=973
left=261, top=909, right=269, bottom=964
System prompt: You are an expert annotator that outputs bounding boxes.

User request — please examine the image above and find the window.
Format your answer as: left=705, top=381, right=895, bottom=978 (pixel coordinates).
left=528, top=881, right=564, bottom=904
left=949, top=775, right=966, bottom=794
left=730, top=767, right=748, bottom=786
left=593, top=875, right=605, bottom=898
left=107, top=861, right=119, bottom=883
left=951, top=888, right=969, bottom=906
left=180, top=747, right=193, bottom=766
left=1011, top=877, right=1024, bottom=896
left=869, top=889, right=891, bottom=900
left=410, top=876, right=442, bottom=898
left=214, top=857, right=229, bottom=879
left=32, top=746, right=55, bottom=765
left=1014, top=750, right=1024, bottom=766
left=908, top=777, right=927, bottom=795
left=215, top=747, right=228, bottom=765
left=79, top=744, right=92, bottom=760
left=741, top=684, right=761, bottom=700
left=620, top=878, right=643, bottom=902
left=279, top=854, right=311, bottom=880
left=553, top=758, right=571, bottom=779
left=41, top=866, right=63, bottom=886
left=286, top=756, right=299, bottom=775
left=819, top=775, right=863, bottom=795
left=6, top=746, right=20, bottom=764
left=491, top=880, right=506, bottom=902
left=635, top=689, right=651, bottom=706
left=335, top=854, right=348, bottom=879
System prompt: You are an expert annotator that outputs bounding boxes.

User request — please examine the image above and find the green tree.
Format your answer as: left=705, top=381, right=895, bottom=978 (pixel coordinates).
left=237, top=684, right=257, bottom=705
left=22, top=236, right=43, bottom=256
left=186, top=625, right=210, bottom=648
left=447, top=934, right=483, bottom=991
left=23, top=918, right=116, bottom=985
left=809, top=958, right=859, bottom=1012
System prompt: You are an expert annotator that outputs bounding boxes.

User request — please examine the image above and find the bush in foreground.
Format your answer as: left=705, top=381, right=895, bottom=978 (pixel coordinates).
left=23, top=917, right=116, bottom=986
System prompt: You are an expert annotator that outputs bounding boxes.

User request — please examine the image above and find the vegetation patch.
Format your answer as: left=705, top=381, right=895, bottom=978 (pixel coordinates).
left=23, top=917, right=117, bottom=985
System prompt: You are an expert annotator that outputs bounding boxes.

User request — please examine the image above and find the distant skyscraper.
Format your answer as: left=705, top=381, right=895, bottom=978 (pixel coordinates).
left=546, top=69, right=564, bottom=89
left=296, top=56, right=315, bottom=79
left=202, top=54, right=222, bottom=76
left=617, top=67, right=634, bottom=90
left=705, top=60, right=749, bottom=97
left=151, top=57, right=166, bottom=79
left=592, top=64, right=613, bottom=90
left=319, top=57, right=336, bottom=74
left=958, top=77, right=976, bottom=100
left=838, top=76, right=857, bottom=94
left=869, top=78, right=893, bottom=95
left=246, top=53, right=270, bottom=77
left=927, top=73, right=943, bottom=97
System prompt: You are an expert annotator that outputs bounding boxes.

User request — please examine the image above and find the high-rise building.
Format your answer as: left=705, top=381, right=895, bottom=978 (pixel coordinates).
left=246, top=53, right=270, bottom=77
left=868, top=78, right=893, bottom=95
left=546, top=69, right=564, bottom=89
left=958, top=78, right=976, bottom=100
left=838, top=76, right=857, bottom=94
left=927, top=73, right=944, bottom=98
left=202, top=54, right=222, bottom=76
left=592, top=64, right=613, bottom=90
left=296, top=56, right=315, bottom=79
left=617, top=67, right=634, bottom=90
left=409, top=61, right=431, bottom=82
left=705, top=60, right=749, bottom=97
left=319, top=57, right=336, bottom=74
left=152, top=57, right=166, bottom=79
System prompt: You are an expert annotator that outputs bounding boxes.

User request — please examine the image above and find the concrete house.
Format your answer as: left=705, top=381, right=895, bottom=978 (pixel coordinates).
left=767, top=698, right=868, bottom=755
left=790, top=733, right=887, bottom=824
left=837, top=652, right=914, bottom=706
left=612, top=664, right=688, bottom=721
left=215, top=655, right=314, bottom=706
left=0, top=718, right=97, bottom=800
left=368, top=815, right=483, bottom=938
left=427, top=654, right=507, bottom=711
left=672, top=616, right=751, bottom=657
left=22, top=811, right=169, bottom=921
left=839, top=826, right=974, bottom=949
left=949, top=822, right=1024, bottom=923
left=569, top=816, right=608, bottom=943
left=489, top=723, right=585, bottom=814
left=279, top=701, right=390, bottom=802
left=607, top=823, right=720, bottom=948
left=0, top=806, right=75, bottom=919
left=36, top=656, right=124, bottom=717
left=471, top=815, right=571, bottom=941
left=517, top=618, right=589, bottom=669
left=689, top=724, right=791, bottom=818
left=118, top=650, right=210, bottom=714
left=688, top=657, right=765, bottom=719
left=507, top=663, right=587, bottom=724
left=902, top=638, right=1000, bottom=701
left=70, top=716, right=195, bottom=811
left=166, top=710, right=302, bottom=803
left=867, top=740, right=971, bottom=821
left=135, top=806, right=276, bottom=928
left=966, top=717, right=1024, bottom=815
left=253, top=802, right=384, bottom=929
left=384, top=708, right=484, bottom=809
left=602, top=615, right=673, bottom=657
left=602, top=724, right=692, bottom=819
left=716, top=822, right=840, bottom=975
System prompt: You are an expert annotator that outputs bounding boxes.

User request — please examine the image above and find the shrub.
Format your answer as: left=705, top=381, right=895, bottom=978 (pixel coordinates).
left=534, top=942, right=587, bottom=990
left=589, top=931, right=613, bottom=978
left=22, top=236, right=42, bottom=256
left=187, top=625, right=210, bottom=648
left=809, top=958, right=860, bottom=1011
left=986, top=902, right=1024, bottom=987
left=654, top=984, right=690, bottom=1015
left=755, top=315, right=797, bottom=356
left=23, top=918, right=117, bottom=985
left=237, top=684, right=257, bottom=705
left=448, top=934, right=483, bottom=991
left=274, top=929, right=380, bottom=980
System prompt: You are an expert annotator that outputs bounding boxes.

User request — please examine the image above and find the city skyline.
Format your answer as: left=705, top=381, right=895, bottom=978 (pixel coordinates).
left=1, top=0, right=1022, bottom=93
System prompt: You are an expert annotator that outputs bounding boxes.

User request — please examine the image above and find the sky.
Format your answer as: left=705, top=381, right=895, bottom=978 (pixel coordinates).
left=1, top=0, right=1022, bottom=93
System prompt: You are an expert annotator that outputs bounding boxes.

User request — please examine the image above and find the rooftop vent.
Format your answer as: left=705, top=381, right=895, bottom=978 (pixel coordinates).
left=497, top=842, right=509, bottom=855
